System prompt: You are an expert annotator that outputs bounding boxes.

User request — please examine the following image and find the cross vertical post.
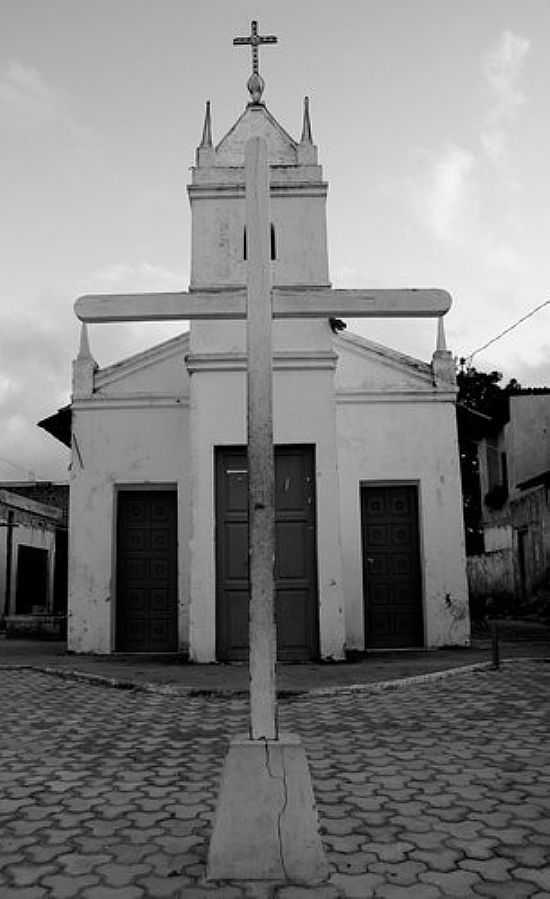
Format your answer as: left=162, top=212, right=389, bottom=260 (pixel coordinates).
left=245, top=136, right=277, bottom=741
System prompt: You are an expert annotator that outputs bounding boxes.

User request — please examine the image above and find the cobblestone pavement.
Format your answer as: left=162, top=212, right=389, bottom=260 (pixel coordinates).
left=1, top=660, right=549, bottom=898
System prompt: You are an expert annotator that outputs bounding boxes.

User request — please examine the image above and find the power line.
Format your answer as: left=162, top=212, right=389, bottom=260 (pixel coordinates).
left=464, top=298, right=550, bottom=365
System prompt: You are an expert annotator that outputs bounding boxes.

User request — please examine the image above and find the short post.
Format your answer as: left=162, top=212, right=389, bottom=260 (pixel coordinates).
left=491, top=619, right=500, bottom=669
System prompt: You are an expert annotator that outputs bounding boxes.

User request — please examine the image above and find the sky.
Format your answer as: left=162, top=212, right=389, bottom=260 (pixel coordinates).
left=1, top=0, right=549, bottom=481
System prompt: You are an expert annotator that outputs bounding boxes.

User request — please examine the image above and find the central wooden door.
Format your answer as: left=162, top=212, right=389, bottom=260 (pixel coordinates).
left=216, top=445, right=318, bottom=661
left=361, top=484, right=423, bottom=648
left=116, top=490, right=178, bottom=652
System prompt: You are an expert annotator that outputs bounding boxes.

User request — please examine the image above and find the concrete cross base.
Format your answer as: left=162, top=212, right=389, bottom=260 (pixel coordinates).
left=206, top=732, right=328, bottom=883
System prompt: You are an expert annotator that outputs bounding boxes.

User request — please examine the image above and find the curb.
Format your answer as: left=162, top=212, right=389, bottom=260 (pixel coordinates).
left=1, top=656, right=544, bottom=698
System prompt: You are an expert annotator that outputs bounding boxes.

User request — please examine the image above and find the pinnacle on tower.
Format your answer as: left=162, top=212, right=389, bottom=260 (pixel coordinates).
left=200, top=100, right=213, bottom=148
left=301, top=96, right=313, bottom=144
left=77, top=322, right=94, bottom=361
left=297, top=96, right=318, bottom=165
left=196, top=100, right=216, bottom=166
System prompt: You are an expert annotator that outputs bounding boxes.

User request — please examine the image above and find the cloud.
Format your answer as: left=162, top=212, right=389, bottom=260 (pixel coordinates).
left=82, top=262, right=187, bottom=293
left=417, top=144, right=476, bottom=244
left=0, top=61, right=65, bottom=128
left=481, top=30, right=530, bottom=170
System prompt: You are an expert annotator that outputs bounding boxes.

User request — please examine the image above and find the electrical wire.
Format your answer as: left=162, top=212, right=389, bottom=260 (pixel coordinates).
left=464, top=298, right=550, bottom=364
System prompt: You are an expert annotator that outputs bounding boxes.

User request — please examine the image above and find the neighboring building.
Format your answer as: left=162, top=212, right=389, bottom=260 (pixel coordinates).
left=468, top=389, right=550, bottom=606
left=41, top=70, right=469, bottom=659
left=0, top=483, right=69, bottom=637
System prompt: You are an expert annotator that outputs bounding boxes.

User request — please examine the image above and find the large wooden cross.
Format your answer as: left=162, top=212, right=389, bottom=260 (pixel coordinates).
left=75, top=138, right=450, bottom=742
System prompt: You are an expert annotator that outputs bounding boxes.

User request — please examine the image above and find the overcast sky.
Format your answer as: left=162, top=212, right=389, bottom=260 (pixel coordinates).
left=1, top=0, right=549, bottom=481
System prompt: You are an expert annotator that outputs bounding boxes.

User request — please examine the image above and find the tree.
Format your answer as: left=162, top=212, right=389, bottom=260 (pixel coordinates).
left=455, top=362, right=520, bottom=555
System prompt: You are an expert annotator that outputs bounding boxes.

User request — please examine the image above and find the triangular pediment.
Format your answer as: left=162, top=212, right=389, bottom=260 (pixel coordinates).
left=335, top=331, right=436, bottom=393
left=215, top=105, right=297, bottom=165
left=94, top=331, right=190, bottom=397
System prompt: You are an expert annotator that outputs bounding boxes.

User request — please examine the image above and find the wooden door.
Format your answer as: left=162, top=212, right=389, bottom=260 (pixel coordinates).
left=116, top=490, right=178, bottom=652
left=216, top=445, right=318, bottom=661
left=361, top=484, right=423, bottom=648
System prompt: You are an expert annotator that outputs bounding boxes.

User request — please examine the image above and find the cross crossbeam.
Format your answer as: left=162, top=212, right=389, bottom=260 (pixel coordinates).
left=74, top=287, right=451, bottom=323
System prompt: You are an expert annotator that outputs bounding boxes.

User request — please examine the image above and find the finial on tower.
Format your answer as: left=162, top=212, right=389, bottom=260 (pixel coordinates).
left=301, top=96, right=313, bottom=144
left=77, top=322, right=93, bottom=361
left=200, top=100, right=213, bottom=148
left=73, top=322, right=97, bottom=399
left=437, top=316, right=447, bottom=352
left=297, top=96, right=318, bottom=165
left=196, top=100, right=216, bottom=166
left=233, top=20, right=278, bottom=105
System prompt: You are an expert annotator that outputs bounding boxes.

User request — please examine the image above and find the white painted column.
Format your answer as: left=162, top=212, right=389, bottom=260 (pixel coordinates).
left=245, top=137, right=277, bottom=741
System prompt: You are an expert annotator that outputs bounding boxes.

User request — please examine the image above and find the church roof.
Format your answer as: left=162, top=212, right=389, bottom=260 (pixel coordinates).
left=215, top=104, right=298, bottom=166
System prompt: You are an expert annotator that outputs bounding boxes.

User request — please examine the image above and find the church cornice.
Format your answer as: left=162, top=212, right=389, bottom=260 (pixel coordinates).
left=185, top=350, right=337, bottom=374
left=73, top=395, right=189, bottom=410
left=187, top=181, right=328, bottom=200
left=336, top=389, right=457, bottom=404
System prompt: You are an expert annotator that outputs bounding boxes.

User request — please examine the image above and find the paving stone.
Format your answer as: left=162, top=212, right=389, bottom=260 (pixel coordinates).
left=460, top=856, right=515, bottom=881
left=134, top=873, right=193, bottom=896
left=361, top=841, right=414, bottom=863
left=329, top=872, right=385, bottom=897
left=321, top=818, right=361, bottom=836
left=421, top=869, right=481, bottom=895
left=275, top=887, right=341, bottom=899
left=95, top=862, right=153, bottom=886
left=446, top=836, right=499, bottom=859
left=322, top=834, right=366, bottom=854
left=514, top=868, right=550, bottom=891
left=41, top=874, right=101, bottom=898
left=504, top=845, right=549, bottom=867
left=0, top=888, right=48, bottom=899
left=326, top=850, right=378, bottom=873
left=57, top=852, right=112, bottom=875
left=409, top=847, right=463, bottom=871
left=374, top=885, right=441, bottom=899
left=5, top=864, right=58, bottom=887
left=472, top=881, right=537, bottom=898
left=82, top=887, right=144, bottom=899
left=142, top=851, right=202, bottom=876
left=177, top=888, right=243, bottom=898
left=369, top=859, right=427, bottom=884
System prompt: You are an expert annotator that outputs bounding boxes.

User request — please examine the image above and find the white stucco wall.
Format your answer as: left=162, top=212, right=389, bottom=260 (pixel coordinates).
left=68, top=402, right=190, bottom=653
left=337, top=398, right=469, bottom=649
left=187, top=319, right=346, bottom=662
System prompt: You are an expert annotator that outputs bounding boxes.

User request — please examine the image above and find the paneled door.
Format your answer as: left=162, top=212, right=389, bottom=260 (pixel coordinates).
left=216, top=446, right=318, bottom=661
left=361, top=484, right=423, bottom=648
left=116, top=490, right=178, bottom=652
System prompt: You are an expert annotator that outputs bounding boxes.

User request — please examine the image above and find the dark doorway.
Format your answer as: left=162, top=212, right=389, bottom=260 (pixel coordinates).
left=116, top=490, right=178, bottom=652
left=15, top=545, right=49, bottom=614
left=215, top=445, right=318, bottom=661
left=361, top=483, right=423, bottom=648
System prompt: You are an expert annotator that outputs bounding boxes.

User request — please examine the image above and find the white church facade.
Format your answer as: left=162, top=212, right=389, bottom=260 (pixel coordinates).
left=59, top=78, right=469, bottom=660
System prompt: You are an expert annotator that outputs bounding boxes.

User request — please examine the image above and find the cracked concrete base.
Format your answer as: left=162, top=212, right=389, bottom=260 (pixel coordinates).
left=207, top=731, right=329, bottom=883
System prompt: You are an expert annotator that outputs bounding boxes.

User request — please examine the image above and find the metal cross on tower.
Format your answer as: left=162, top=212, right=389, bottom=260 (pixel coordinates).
left=233, top=19, right=278, bottom=104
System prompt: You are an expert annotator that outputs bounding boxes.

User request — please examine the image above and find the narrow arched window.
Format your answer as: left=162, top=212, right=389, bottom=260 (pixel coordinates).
left=243, top=224, right=276, bottom=260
